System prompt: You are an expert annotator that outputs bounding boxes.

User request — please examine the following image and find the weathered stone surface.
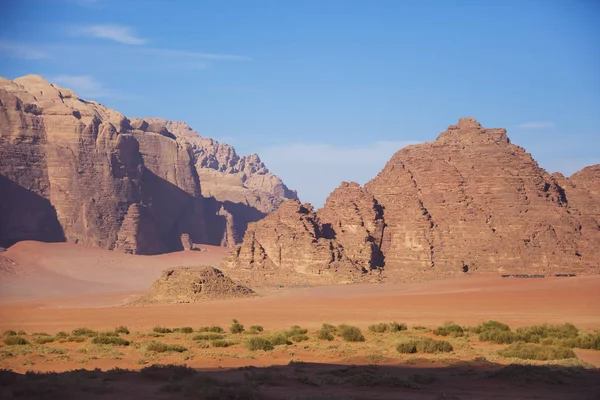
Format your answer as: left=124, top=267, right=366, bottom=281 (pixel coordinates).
left=0, top=75, right=205, bottom=253
left=319, top=182, right=385, bottom=269
left=0, top=75, right=297, bottom=253
left=364, top=118, right=599, bottom=278
left=128, top=266, right=255, bottom=305
left=225, top=199, right=380, bottom=285
left=228, top=118, right=599, bottom=283
left=146, top=118, right=298, bottom=246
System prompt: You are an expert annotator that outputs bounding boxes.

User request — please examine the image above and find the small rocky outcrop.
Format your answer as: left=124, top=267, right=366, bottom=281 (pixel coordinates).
left=128, top=266, right=255, bottom=305
left=225, top=199, right=381, bottom=285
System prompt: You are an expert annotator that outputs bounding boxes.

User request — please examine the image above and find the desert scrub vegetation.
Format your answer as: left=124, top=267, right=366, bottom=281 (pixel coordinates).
left=338, top=325, right=365, bottom=342
left=33, top=336, right=55, bottom=344
left=198, top=326, right=224, bottom=333
left=229, top=319, right=245, bottom=334
left=246, top=337, right=274, bottom=351
left=179, top=327, right=194, bottom=334
left=2, top=330, right=17, bottom=337
left=71, top=328, right=97, bottom=337
left=3, top=336, right=29, bottom=346
left=498, top=343, right=576, bottom=361
left=284, top=325, right=309, bottom=342
left=211, top=339, right=237, bottom=348
left=114, top=326, right=130, bottom=334
left=475, top=321, right=599, bottom=349
left=433, top=322, right=465, bottom=337
left=146, top=341, right=187, bottom=353
left=246, top=325, right=264, bottom=334
left=193, top=333, right=225, bottom=341
left=91, top=336, right=130, bottom=346
left=368, top=322, right=407, bottom=333
left=153, top=326, right=173, bottom=334
left=317, top=323, right=337, bottom=341
left=270, top=333, right=292, bottom=346
left=396, top=337, right=453, bottom=354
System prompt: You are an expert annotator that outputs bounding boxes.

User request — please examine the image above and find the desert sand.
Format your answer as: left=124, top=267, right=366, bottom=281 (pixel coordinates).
left=1, top=241, right=599, bottom=333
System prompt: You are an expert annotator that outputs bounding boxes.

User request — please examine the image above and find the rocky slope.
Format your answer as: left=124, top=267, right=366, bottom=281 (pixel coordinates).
left=228, top=118, right=600, bottom=282
left=128, top=266, right=255, bottom=305
left=0, top=75, right=295, bottom=253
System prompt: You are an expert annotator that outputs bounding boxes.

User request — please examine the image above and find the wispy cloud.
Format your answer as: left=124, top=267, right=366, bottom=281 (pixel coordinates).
left=257, top=141, right=419, bottom=207
left=140, top=48, right=250, bottom=61
left=78, top=25, right=146, bottom=45
left=0, top=39, right=48, bottom=60
left=514, top=121, right=555, bottom=129
left=51, top=75, right=123, bottom=99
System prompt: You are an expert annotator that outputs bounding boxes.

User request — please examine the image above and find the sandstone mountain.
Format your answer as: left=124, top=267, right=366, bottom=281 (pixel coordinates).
left=0, top=75, right=295, bottom=253
left=227, top=118, right=600, bottom=282
left=127, top=266, right=255, bottom=305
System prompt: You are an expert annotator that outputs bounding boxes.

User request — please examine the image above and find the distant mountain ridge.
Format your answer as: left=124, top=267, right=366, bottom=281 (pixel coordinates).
left=0, top=74, right=297, bottom=253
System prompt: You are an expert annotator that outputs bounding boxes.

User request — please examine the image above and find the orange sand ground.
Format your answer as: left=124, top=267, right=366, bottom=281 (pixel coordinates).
left=1, top=242, right=600, bottom=398
left=1, top=241, right=599, bottom=334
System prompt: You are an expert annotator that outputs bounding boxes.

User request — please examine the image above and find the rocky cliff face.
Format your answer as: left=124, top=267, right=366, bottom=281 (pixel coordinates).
left=0, top=75, right=296, bottom=253
left=136, top=118, right=298, bottom=246
left=0, top=75, right=207, bottom=254
left=228, top=118, right=600, bottom=282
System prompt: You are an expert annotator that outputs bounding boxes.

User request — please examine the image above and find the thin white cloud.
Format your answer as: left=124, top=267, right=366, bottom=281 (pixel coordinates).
left=514, top=121, right=555, bottom=129
left=51, top=75, right=121, bottom=98
left=140, top=47, right=250, bottom=61
left=0, top=39, right=48, bottom=60
left=78, top=25, right=146, bottom=45
left=257, top=141, right=419, bottom=208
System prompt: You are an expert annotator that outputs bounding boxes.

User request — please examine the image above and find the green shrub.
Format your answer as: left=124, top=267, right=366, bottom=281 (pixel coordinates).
left=471, top=320, right=510, bottom=334
left=198, top=326, right=224, bottom=333
left=515, top=323, right=579, bottom=341
left=412, top=326, right=428, bottom=331
left=55, top=331, right=68, bottom=338
left=317, top=328, right=334, bottom=341
left=115, top=326, right=130, bottom=335
left=71, top=328, right=97, bottom=336
left=285, top=325, right=308, bottom=337
left=416, top=338, right=453, bottom=353
left=211, top=339, right=236, bottom=348
left=479, top=329, right=518, bottom=344
left=146, top=341, right=187, bottom=353
left=368, top=322, right=407, bottom=333
left=32, top=332, right=50, bottom=336
left=317, top=323, right=337, bottom=341
left=229, top=319, right=245, bottom=334
left=99, top=331, right=119, bottom=337
left=3, top=336, right=29, bottom=345
left=576, top=332, right=600, bottom=350
left=66, top=335, right=87, bottom=343
left=179, top=327, right=193, bottom=334
left=33, top=336, right=55, bottom=344
left=338, top=325, right=365, bottom=342
left=498, top=343, right=576, bottom=360
left=433, top=323, right=464, bottom=337
left=153, top=326, right=172, bottom=334
left=2, top=330, right=17, bottom=337
left=17, top=330, right=27, bottom=336
left=396, top=341, right=417, bottom=354
left=91, top=336, right=130, bottom=346
left=270, top=334, right=292, bottom=346
left=289, top=334, right=309, bottom=343
left=246, top=337, right=274, bottom=351
left=396, top=338, right=453, bottom=354
left=193, top=333, right=224, bottom=341
left=247, top=325, right=264, bottom=334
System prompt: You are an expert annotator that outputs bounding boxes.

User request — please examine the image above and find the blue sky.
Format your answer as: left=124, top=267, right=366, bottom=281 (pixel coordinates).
left=1, top=0, right=599, bottom=207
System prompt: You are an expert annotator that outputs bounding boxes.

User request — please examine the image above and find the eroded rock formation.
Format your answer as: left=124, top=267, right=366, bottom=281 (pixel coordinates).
left=0, top=75, right=295, bottom=253
left=128, top=266, right=255, bottom=305
left=228, top=118, right=600, bottom=282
